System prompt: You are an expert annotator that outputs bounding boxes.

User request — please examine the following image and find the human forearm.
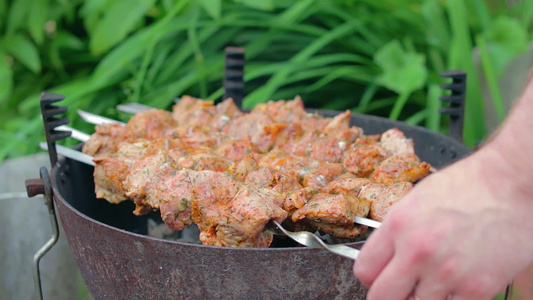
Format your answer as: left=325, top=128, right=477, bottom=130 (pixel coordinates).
left=481, top=81, right=533, bottom=204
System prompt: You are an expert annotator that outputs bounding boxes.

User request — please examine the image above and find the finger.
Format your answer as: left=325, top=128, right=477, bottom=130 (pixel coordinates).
left=353, top=226, right=395, bottom=287
left=412, top=277, right=453, bottom=300
left=365, top=255, right=418, bottom=300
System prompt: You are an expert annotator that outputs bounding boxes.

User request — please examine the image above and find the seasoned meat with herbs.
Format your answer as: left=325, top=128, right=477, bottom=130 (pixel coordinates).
left=343, top=145, right=388, bottom=177
left=189, top=170, right=287, bottom=247
left=371, top=153, right=431, bottom=184
left=291, top=193, right=370, bottom=238
left=82, top=123, right=128, bottom=156
left=379, top=128, right=415, bottom=156
left=358, top=181, right=413, bottom=221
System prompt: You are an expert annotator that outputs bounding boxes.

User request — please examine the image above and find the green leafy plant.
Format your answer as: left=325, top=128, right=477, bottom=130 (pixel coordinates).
left=1, top=0, right=532, bottom=163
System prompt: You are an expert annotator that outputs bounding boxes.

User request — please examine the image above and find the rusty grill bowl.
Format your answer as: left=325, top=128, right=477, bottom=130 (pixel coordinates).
left=44, top=109, right=470, bottom=300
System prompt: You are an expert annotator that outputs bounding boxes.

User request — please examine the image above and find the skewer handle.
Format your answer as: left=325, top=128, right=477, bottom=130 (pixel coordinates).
left=439, top=70, right=466, bottom=144
left=223, top=47, right=245, bottom=108
left=40, top=92, right=71, bottom=166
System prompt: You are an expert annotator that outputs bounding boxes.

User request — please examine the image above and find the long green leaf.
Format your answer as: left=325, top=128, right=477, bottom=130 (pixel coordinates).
left=3, top=34, right=41, bottom=73
left=425, top=83, right=442, bottom=132
left=28, top=0, right=49, bottom=45
left=244, top=19, right=363, bottom=107
left=447, top=0, right=485, bottom=146
left=476, top=35, right=506, bottom=122
left=199, top=0, right=221, bottom=19
left=0, top=51, right=13, bottom=104
left=236, top=0, right=274, bottom=11
left=92, top=17, right=188, bottom=87
left=353, top=82, right=379, bottom=113
left=5, top=0, right=31, bottom=35
left=89, top=0, right=157, bottom=55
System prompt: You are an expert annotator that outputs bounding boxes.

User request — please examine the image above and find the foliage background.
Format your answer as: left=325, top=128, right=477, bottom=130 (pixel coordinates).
left=1, top=0, right=532, bottom=163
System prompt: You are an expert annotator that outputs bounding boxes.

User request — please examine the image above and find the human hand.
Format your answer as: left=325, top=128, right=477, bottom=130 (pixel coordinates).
left=353, top=147, right=533, bottom=300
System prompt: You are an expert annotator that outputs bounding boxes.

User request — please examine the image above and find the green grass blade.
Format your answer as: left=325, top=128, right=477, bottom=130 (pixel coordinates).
left=447, top=0, right=485, bottom=146
left=89, top=0, right=157, bottom=55
left=404, top=109, right=428, bottom=126
left=3, top=34, right=41, bottom=73
left=476, top=35, right=506, bottom=121
left=352, top=97, right=396, bottom=114
left=27, top=0, right=48, bottom=45
left=388, top=92, right=411, bottom=120
left=0, top=50, right=13, bottom=104
left=244, top=19, right=363, bottom=107
left=354, top=82, right=379, bottom=113
left=199, top=0, right=221, bottom=19
left=187, top=4, right=208, bottom=98
left=425, top=83, right=442, bottom=132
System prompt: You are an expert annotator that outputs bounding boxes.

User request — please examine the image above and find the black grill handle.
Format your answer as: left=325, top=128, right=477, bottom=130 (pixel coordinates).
left=223, top=47, right=245, bottom=109
left=439, top=70, right=466, bottom=143
left=40, top=92, right=71, bottom=166
left=25, top=167, right=59, bottom=300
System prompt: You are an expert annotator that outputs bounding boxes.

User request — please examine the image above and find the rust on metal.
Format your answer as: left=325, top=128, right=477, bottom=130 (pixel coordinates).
left=25, top=178, right=45, bottom=197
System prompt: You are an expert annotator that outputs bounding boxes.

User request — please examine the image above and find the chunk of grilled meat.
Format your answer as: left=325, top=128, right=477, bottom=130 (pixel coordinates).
left=82, top=123, right=128, bottom=156
left=371, top=153, right=431, bottom=184
left=187, top=170, right=287, bottom=247
left=358, top=181, right=413, bottom=221
left=291, top=193, right=370, bottom=238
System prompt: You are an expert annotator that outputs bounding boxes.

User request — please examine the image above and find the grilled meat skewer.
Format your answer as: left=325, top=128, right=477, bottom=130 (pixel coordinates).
left=75, top=96, right=431, bottom=247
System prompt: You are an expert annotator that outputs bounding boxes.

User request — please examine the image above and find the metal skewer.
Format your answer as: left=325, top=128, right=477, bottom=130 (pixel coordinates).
left=77, top=109, right=125, bottom=125
left=56, top=125, right=91, bottom=142
left=354, top=216, right=381, bottom=229
left=39, top=142, right=95, bottom=166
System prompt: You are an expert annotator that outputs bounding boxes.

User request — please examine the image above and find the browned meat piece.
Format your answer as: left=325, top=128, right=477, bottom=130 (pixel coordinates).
left=125, top=109, right=177, bottom=141
left=175, top=152, right=232, bottom=172
left=92, top=138, right=188, bottom=206
left=82, top=123, right=128, bottom=156
left=228, top=155, right=260, bottom=181
left=215, top=139, right=259, bottom=161
left=272, top=123, right=305, bottom=153
left=257, top=148, right=293, bottom=169
left=261, top=152, right=343, bottom=190
left=322, top=110, right=352, bottom=135
left=245, top=167, right=282, bottom=188
left=354, top=134, right=381, bottom=145
left=291, top=193, right=370, bottom=238
left=253, top=97, right=308, bottom=124
left=171, top=96, right=216, bottom=127
left=282, top=187, right=317, bottom=215
left=379, top=128, right=415, bottom=155
left=358, top=181, right=413, bottom=221
left=245, top=168, right=302, bottom=193
left=171, top=97, right=241, bottom=132
left=343, top=144, right=388, bottom=177
left=308, top=137, right=345, bottom=163
left=170, top=127, right=226, bottom=149
left=371, top=154, right=431, bottom=184
left=301, top=161, right=344, bottom=190
left=325, top=174, right=372, bottom=196
left=92, top=141, right=154, bottom=203
left=210, top=98, right=242, bottom=130
left=286, top=129, right=321, bottom=157
left=123, top=151, right=178, bottom=215
left=332, top=126, right=364, bottom=143
left=158, top=170, right=218, bottom=231
left=223, top=110, right=286, bottom=153
left=188, top=170, right=287, bottom=247
left=93, top=155, right=130, bottom=204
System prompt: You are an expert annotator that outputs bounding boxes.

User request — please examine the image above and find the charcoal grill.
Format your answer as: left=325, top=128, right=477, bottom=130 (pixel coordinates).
left=25, top=48, right=474, bottom=300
